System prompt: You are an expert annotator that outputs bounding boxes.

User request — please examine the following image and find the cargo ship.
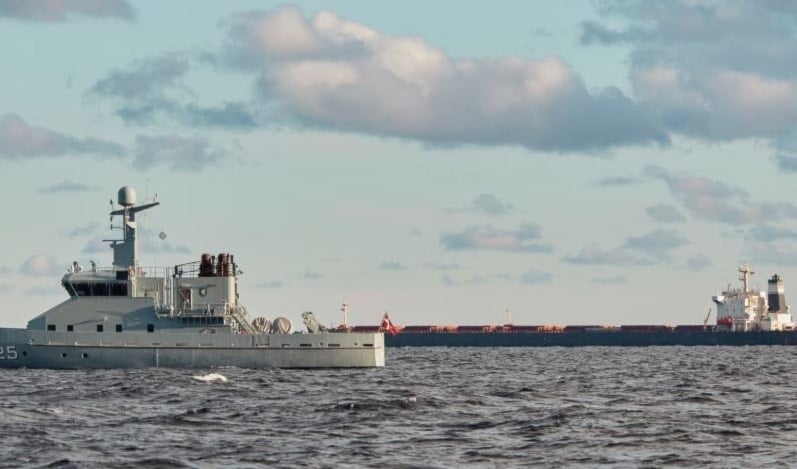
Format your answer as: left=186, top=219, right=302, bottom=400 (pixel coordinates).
left=342, top=264, right=797, bottom=347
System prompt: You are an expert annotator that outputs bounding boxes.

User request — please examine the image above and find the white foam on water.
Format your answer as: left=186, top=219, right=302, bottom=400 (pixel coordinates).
left=192, top=372, right=228, bottom=383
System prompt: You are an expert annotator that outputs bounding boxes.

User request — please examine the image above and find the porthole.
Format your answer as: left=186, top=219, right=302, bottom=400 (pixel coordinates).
left=61, top=352, right=67, bottom=358
left=21, top=351, right=26, bottom=357
left=82, top=353, right=88, bottom=358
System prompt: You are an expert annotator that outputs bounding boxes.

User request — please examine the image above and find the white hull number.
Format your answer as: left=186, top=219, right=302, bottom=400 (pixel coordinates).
left=0, top=346, right=18, bottom=360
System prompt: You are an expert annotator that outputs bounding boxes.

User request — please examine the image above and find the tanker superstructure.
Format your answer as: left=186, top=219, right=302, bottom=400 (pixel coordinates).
left=0, top=187, right=384, bottom=368
left=711, top=264, right=794, bottom=332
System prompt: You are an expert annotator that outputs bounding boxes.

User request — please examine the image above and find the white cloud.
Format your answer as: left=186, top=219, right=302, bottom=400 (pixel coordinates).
left=222, top=7, right=667, bottom=152
left=520, top=270, right=553, bottom=285
left=440, top=223, right=552, bottom=252
left=379, top=261, right=406, bottom=271
left=133, top=135, right=225, bottom=172
left=19, top=255, right=63, bottom=277
left=0, top=114, right=124, bottom=159
left=448, top=194, right=514, bottom=216
left=646, top=203, right=686, bottom=223
left=645, top=165, right=797, bottom=225
left=583, top=0, right=797, bottom=148
left=565, top=229, right=687, bottom=265
left=40, top=181, right=94, bottom=194
left=590, top=275, right=627, bottom=285
left=0, top=0, right=135, bottom=22
left=685, top=254, right=713, bottom=271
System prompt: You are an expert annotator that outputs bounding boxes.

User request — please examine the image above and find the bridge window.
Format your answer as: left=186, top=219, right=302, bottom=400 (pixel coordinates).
left=47, top=324, right=56, bottom=331
left=96, top=324, right=103, bottom=333
left=65, top=281, right=127, bottom=297
left=72, top=283, right=91, bottom=297
left=147, top=324, right=155, bottom=333
left=92, top=283, right=109, bottom=296
left=116, top=324, right=123, bottom=333
left=67, top=325, right=73, bottom=332
left=110, top=283, right=127, bottom=297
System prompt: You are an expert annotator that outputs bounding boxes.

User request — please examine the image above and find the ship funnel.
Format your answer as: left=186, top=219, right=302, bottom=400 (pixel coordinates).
left=768, top=274, right=787, bottom=313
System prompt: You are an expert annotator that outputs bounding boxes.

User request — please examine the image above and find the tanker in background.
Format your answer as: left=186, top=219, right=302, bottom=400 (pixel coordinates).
left=347, top=264, right=797, bottom=347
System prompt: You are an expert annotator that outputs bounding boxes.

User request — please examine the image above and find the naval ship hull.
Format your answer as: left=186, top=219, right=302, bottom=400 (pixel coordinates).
left=385, top=330, right=797, bottom=347
left=0, top=328, right=384, bottom=369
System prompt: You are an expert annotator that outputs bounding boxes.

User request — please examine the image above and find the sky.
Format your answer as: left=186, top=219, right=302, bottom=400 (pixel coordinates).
left=2, top=0, right=797, bottom=328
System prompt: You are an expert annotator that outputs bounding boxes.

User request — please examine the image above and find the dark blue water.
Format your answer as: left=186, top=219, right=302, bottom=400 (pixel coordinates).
left=2, top=347, right=797, bottom=467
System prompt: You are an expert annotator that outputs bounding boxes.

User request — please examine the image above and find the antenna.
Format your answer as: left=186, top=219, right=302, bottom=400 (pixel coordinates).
left=504, top=308, right=511, bottom=325
left=341, top=300, right=349, bottom=326
left=738, top=263, right=754, bottom=293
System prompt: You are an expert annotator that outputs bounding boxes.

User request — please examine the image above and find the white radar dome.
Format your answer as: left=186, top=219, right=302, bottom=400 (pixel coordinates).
left=118, top=186, right=137, bottom=206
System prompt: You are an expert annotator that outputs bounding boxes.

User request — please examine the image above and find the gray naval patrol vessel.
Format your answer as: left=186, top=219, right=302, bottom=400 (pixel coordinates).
left=0, top=187, right=384, bottom=369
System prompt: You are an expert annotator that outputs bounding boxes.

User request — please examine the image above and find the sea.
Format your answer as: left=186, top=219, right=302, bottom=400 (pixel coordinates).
left=2, top=346, right=797, bottom=468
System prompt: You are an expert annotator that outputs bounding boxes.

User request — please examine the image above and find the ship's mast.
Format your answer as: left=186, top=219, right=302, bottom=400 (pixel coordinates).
left=341, top=300, right=349, bottom=326
left=106, top=186, right=159, bottom=270
left=738, top=263, right=754, bottom=293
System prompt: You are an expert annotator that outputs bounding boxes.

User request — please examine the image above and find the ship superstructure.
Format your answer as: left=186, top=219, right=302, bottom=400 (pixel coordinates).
left=0, top=187, right=384, bottom=368
left=711, top=264, right=794, bottom=332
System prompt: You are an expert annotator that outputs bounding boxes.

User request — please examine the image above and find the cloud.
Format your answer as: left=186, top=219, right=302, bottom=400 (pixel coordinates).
left=564, top=245, right=654, bottom=266
left=303, top=270, right=323, bottom=280
left=255, top=280, right=283, bottom=289
left=582, top=1, right=797, bottom=149
left=218, top=6, right=667, bottom=152
left=0, top=0, right=135, bottom=22
left=0, top=114, right=125, bottom=159
left=68, top=222, right=99, bottom=238
left=741, top=225, right=797, bottom=266
left=685, top=254, right=713, bottom=271
left=646, top=203, right=686, bottom=223
left=379, top=261, right=406, bottom=271
left=622, top=229, right=688, bottom=258
left=744, top=241, right=797, bottom=267
left=140, top=238, right=191, bottom=255
left=440, top=223, right=553, bottom=252
left=0, top=284, right=10, bottom=294
left=590, top=275, right=627, bottom=285
left=565, top=229, right=686, bottom=265
left=39, top=180, right=94, bottom=194
left=775, top=154, right=797, bottom=172
left=520, top=270, right=553, bottom=285
left=91, top=54, right=256, bottom=128
left=133, top=135, right=225, bottom=171
left=645, top=165, right=797, bottom=225
left=19, top=254, right=63, bottom=277
left=81, top=239, right=110, bottom=254
left=594, top=176, right=643, bottom=187
left=448, top=194, right=514, bottom=216
left=471, top=194, right=514, bottom=215
left=748, top=225, right=797, bottom=242
left=424, top=262, right=460, bottom=271
left=442, top=272, right=515, bottom=286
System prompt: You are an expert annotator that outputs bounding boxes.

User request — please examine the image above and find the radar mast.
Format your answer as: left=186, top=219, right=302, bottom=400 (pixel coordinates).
left=106, top=186, right=160, bottom=270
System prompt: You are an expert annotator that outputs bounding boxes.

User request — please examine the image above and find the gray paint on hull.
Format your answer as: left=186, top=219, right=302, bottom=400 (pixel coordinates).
left=0, top=328, right=384, bottom=369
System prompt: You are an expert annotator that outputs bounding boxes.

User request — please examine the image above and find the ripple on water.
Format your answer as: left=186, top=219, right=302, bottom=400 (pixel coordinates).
left=2, top=347, right=797, bottom=466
